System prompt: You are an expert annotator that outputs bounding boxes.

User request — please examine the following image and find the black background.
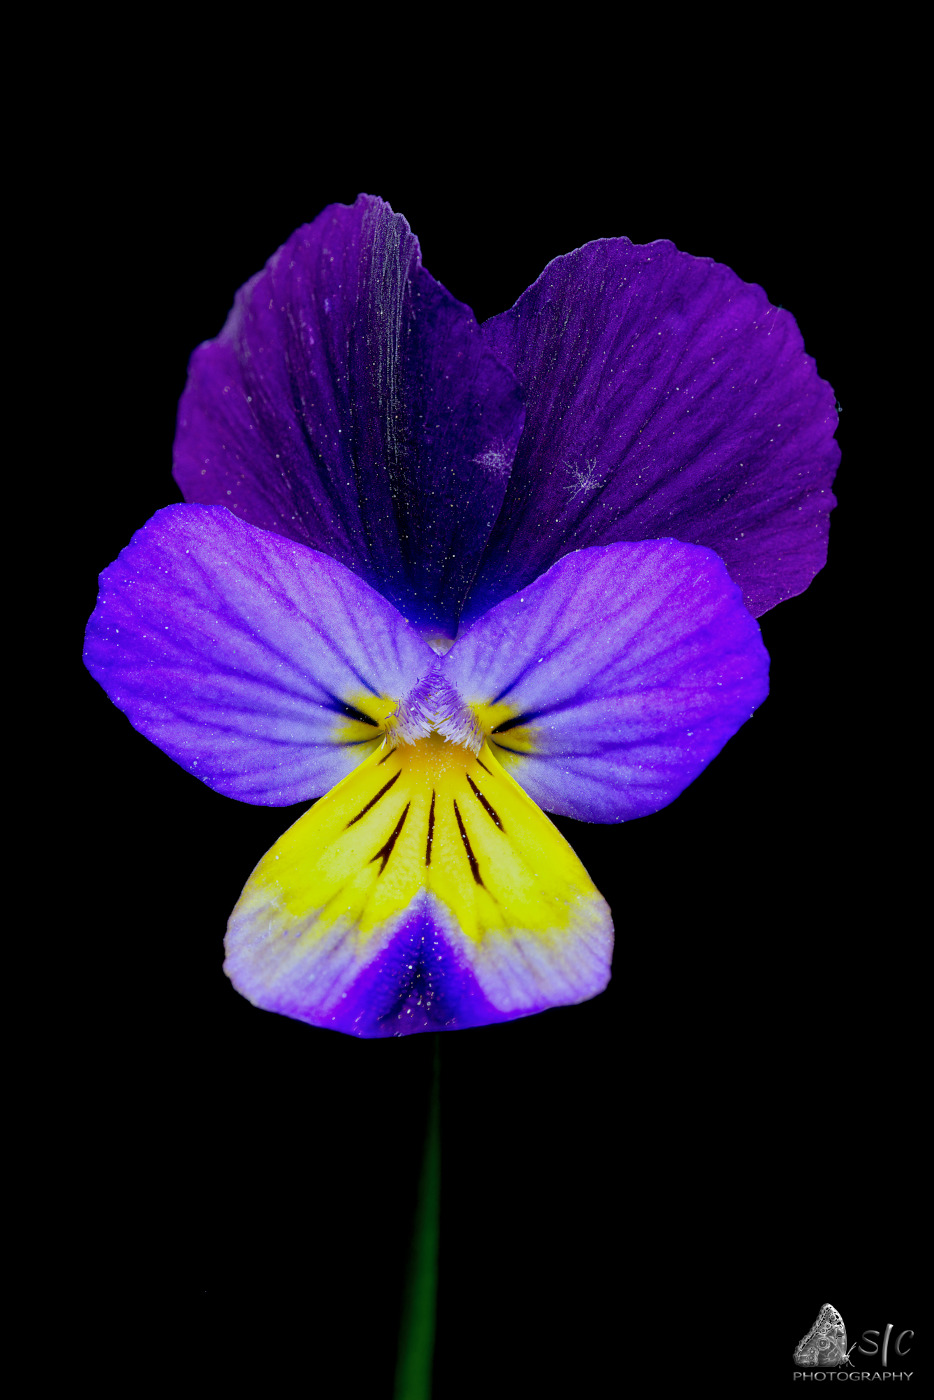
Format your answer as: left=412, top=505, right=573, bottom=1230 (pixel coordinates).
left=63, top=76, right=919, bottom=1397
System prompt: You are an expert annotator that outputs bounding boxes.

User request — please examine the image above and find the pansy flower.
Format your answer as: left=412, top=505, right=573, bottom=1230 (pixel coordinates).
left=84, top=194, right=837, bottom=1038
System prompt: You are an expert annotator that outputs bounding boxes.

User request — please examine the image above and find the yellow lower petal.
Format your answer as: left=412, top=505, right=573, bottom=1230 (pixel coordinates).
left=225, top=735, right=613, bottom=1035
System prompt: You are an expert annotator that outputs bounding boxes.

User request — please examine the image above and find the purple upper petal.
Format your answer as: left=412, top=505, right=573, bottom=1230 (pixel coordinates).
left=84, top=505, right=435, bottom=805
left=464, top=237, right=838, bottom=623
left=173, top=194, right=524, bottom=642
left=444, top=540, right=770, bottom=822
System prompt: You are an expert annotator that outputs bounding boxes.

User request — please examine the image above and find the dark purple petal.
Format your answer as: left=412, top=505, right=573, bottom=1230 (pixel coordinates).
left=464, top=238, right=838, bottom=623
left=173, top=194, right=524, bottom=642
left=444, top=541, right=770, bottom=822
left=84, top=505, right=435, bottom=805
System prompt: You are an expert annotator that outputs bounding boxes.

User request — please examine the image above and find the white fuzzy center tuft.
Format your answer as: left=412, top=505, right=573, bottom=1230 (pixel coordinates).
left=390, top=670, right=482, bottom=754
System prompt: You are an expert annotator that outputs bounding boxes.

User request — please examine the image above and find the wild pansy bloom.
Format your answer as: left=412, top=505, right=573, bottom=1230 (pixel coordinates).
left=85, top=195, right=837, bottom=1037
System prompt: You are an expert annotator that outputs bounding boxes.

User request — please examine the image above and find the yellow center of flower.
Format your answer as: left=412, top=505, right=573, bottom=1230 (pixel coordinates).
left=334, top=676, right=540, bottom=774
left=233, top=731, right=600, bottom=952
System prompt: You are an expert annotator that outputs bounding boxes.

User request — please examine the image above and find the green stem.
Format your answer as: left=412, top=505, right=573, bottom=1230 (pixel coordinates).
left=393, top=1034, right=441, bottom=1400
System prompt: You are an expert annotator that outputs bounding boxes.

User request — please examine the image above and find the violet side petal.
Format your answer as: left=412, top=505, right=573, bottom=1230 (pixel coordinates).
left=173, top=194, right=524, bottom=642
left=466, top=237, right=838, bottom=623
left=444, top=540, right=770, bottom=822
left=84, top=505, right=435, bottom=805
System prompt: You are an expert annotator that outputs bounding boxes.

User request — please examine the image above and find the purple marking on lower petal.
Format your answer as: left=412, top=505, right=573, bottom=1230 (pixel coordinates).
left=320, top=897, right=517, bottom=1038
left=226, top=883, right=611, bottom=1040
